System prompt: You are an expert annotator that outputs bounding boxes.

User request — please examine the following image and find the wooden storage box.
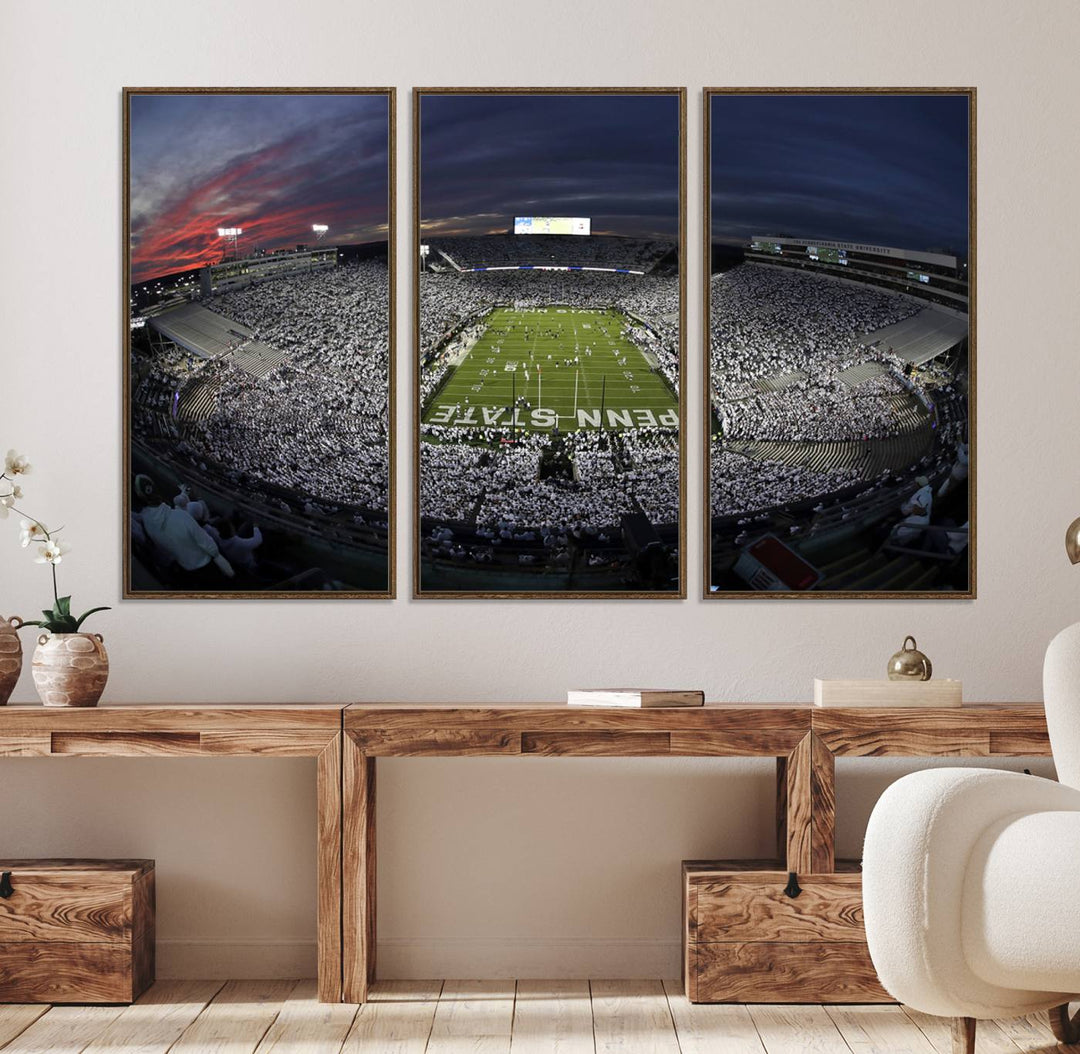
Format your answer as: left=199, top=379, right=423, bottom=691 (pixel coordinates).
left=0, top=859, right=154, bottom=1004
left=683, top=860, right=890, bottom=1004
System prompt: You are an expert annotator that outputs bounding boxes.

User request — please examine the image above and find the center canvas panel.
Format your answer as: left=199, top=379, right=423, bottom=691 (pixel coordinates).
left=415, top=89, right=685, bottom=598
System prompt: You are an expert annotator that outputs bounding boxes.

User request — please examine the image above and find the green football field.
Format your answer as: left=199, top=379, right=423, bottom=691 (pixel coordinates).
left=422, top=306, right=678, bottom=433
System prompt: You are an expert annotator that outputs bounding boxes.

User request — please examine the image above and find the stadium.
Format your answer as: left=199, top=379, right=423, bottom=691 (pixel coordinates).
left=126, top=90, right=393, bottom=595
left=129, top=242, right=391, bottom=592
left=418, top=226, right=682, bottom=593
left=709, top=236, right=970, bottom=592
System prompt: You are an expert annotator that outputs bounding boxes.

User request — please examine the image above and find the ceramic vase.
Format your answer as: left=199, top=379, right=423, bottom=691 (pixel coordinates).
left=32, top=632, right=109, bottom=707
left=0, top=616, right=23, bottom=704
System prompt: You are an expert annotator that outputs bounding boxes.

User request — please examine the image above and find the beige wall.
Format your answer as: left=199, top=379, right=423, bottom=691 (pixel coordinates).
left=1, top=0, right=1077, bottom=978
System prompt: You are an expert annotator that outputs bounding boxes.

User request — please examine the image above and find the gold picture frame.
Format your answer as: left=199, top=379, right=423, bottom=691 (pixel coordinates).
left=703, top=87, right=976, bottom=599
left=123, top=87, right=396, bottom=599
left=413, top=87, right=687, bottom=599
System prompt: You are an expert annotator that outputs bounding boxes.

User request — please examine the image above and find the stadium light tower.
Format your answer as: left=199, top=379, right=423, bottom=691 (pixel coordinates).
left=217, top=226, right=242, bottom=261
left=420, top=243, right=430, bottom=272
left=312, top=223, right=329, bottom=241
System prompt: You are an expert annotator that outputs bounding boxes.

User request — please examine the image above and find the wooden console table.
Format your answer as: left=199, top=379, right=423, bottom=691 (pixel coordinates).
left=341, top=702, right=1050, bottom=1004
left=0, top=704, right=345, bottom=1003
left=0, top=701, right=1053, bottom=1005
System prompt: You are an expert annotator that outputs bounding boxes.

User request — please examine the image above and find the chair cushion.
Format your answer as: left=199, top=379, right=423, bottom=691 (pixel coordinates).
left=964, top=810, right=1080, bottom=993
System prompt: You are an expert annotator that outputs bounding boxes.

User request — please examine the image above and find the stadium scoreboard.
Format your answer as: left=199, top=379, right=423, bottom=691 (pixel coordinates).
left=514, top=216, right=591, bottom=236
left=806, top=245, right=848, bottom=265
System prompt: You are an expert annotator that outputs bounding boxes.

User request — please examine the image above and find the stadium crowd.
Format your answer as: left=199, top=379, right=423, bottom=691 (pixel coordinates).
left=420, top=427, right=678, bottom=537
left=131, top=475, right=263, bottom=586
left=710, top=264, right=920, bottom=443
left=701, top=262, right=974, bottom=543
left=133, top=261, right=391, bottom=518
left=418, top=266, right=681, bottom=547
left=131, top=345, right=205, bottom=436
left=427, top=234, right=672, bottom=272
left=710, top=449, right=862, bottom=518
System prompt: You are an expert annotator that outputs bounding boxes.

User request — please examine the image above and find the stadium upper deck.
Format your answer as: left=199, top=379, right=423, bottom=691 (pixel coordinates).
left=198, top=246, right=337, bottom=297
left=746, top=236, right=968, bottom=313
left=425, top=234, right=674, bottom=274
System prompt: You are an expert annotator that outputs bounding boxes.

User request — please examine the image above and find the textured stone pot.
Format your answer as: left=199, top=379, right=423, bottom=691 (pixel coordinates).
left=32, top=632, right=109, bottom=708
left=0, top=616, right=23, bottom=704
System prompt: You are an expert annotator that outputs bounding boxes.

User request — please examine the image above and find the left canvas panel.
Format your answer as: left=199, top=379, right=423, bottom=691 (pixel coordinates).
left=124, top=88, right=395, bottom=598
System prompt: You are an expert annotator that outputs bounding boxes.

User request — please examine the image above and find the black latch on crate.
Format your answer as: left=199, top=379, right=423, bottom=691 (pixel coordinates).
left=0, top=872, right=13, bottom=899
left=783, top=871, right=802, bottom=898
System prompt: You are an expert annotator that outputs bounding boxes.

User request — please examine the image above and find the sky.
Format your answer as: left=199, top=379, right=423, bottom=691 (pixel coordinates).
left=710, top=93, right=970, bottom=254
left=129, top=93, right=389, bottom=284
left=419, top=93, right=680, bottom=239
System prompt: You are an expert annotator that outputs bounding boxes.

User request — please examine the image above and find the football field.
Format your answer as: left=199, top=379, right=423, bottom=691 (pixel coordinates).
left=422, top=306, right=678, bottom=433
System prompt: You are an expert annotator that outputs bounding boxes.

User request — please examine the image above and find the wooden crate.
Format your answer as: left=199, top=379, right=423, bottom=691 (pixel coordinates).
left=0, top=859, right=154, bottom=1003
left=683, top=859, right=891, bottom=1004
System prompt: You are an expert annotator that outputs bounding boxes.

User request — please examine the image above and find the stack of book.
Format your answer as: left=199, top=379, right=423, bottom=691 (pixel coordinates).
left=566, top=689, right=705, bottom=708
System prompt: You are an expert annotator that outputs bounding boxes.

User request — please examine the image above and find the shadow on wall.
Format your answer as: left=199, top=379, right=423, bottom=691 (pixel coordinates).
left=4, top=757, right=318, bottom=963
left=834, top=755, right=1058, bottom=859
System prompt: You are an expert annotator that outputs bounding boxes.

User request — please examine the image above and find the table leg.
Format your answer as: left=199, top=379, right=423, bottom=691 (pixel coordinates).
left=343, top=732, right=376, bottom=1002
left=809, top=734, right=836, bottom=873
left=317, top=733, right=343, bottom=1002
left=777, top=733, right=835, bottom=873
left=778, top=736, right=808, bottom=872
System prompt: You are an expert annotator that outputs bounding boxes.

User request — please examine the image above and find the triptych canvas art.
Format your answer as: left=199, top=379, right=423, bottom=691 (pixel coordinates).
left=124, top=87, right=973, bottom=600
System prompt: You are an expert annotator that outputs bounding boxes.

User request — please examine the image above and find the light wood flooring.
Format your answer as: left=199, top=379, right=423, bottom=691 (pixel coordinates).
left=0, top=979, right=1070, bottom=1053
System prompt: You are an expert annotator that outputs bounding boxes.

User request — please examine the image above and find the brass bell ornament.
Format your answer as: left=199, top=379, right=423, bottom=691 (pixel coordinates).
left=888, top=636, right=933, bottom=681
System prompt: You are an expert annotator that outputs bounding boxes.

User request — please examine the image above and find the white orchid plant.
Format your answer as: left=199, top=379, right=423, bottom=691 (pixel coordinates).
left=1, top=449, right=110, bottom=634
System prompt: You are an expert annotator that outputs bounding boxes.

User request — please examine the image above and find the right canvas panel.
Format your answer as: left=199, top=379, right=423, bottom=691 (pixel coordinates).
left=705, top=89, right=974, bottom=597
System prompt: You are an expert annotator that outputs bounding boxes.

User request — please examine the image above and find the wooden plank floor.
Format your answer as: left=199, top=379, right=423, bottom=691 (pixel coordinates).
left=0, top=980, right=1067, bottom=1053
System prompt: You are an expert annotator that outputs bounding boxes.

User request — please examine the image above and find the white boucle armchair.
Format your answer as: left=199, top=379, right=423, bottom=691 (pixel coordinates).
left=862, top=622, right=1080, bottom=1054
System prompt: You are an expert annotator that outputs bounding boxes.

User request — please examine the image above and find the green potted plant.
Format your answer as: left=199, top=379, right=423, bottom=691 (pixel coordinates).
left=1, top=449, right=111, bottom=707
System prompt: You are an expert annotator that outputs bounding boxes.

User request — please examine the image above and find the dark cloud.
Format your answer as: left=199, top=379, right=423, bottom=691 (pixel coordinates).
left=420, top=93, right=680, bottom=239
left=129, top=93, right=389, bottom=283
left=710, top=93, right=970, bottom=255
